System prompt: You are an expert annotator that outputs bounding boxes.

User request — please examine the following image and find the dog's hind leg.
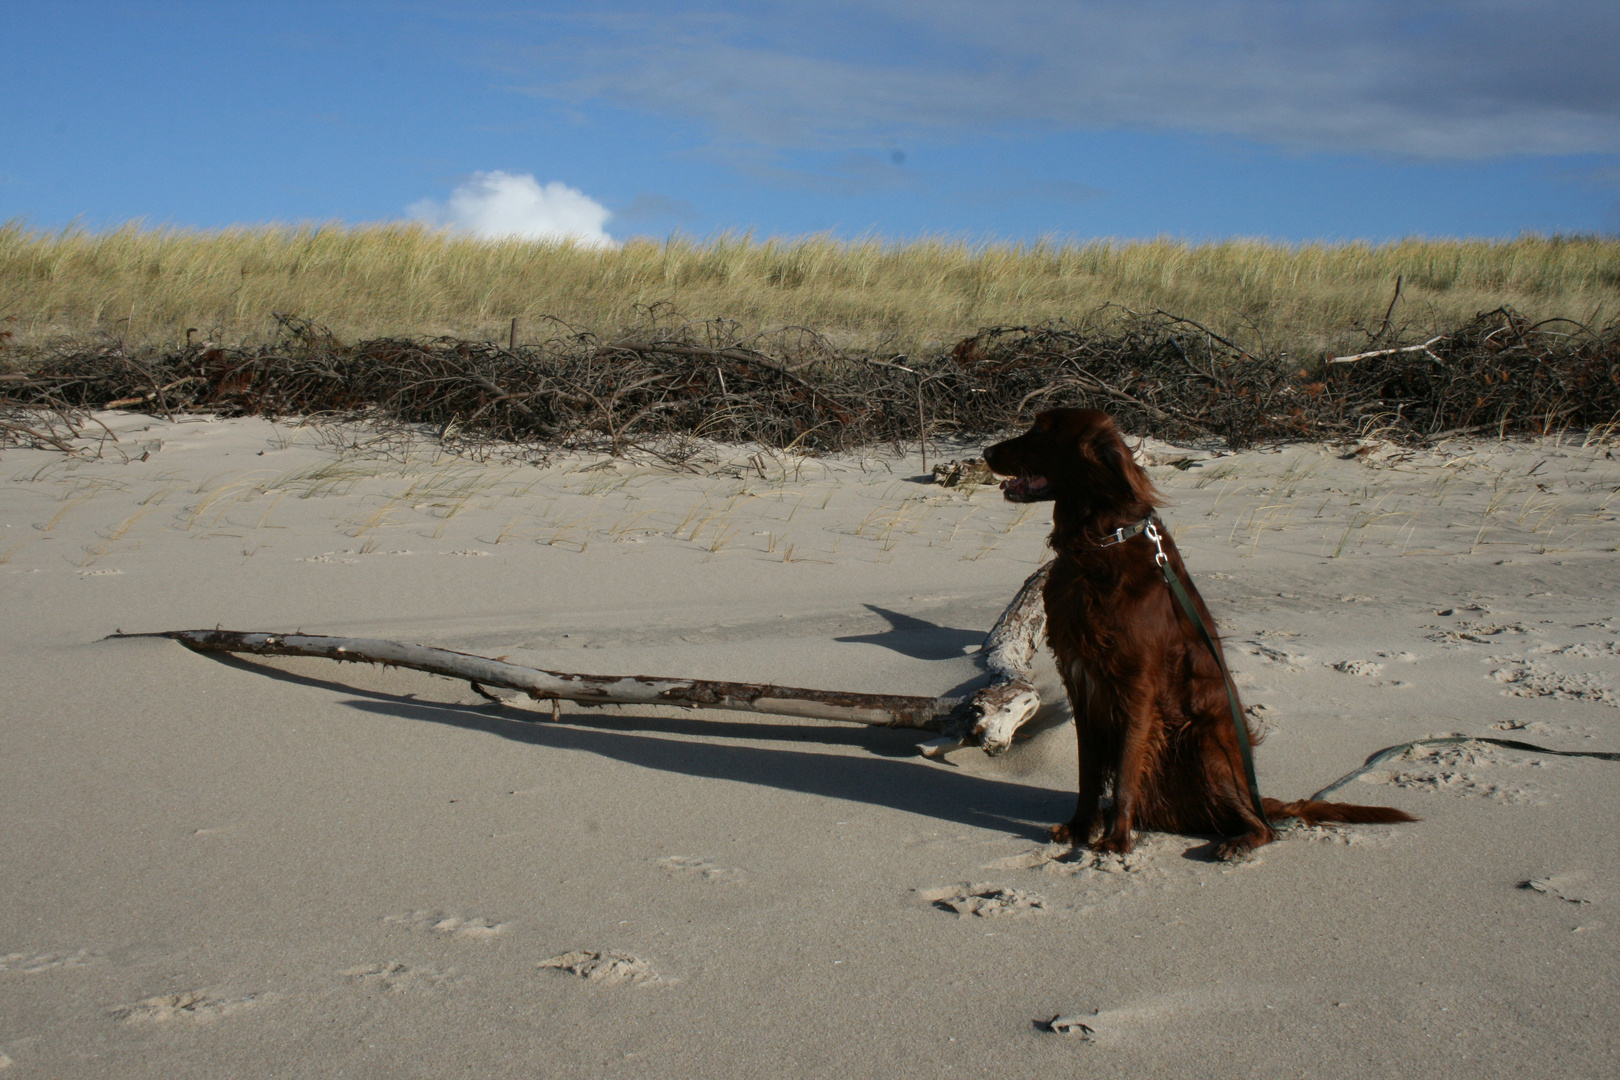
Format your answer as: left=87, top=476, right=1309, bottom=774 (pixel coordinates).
left=1210, top=762, right=1276, bottom=861
left=1213, top=820, right=1274, bottom=861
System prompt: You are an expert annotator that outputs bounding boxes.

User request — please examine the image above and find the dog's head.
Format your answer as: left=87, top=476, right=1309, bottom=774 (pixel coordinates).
left=983, top=408, right=1160, bottom=517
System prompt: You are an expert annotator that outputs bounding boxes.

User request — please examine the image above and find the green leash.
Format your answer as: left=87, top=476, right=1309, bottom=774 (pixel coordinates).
left=1141, top=518, right=1269, bottom=825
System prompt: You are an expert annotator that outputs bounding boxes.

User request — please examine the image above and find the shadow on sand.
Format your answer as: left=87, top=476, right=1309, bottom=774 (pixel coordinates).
left=210, top=653, right=1066, bottom=841
left=833, top=604, right=985, bottom=661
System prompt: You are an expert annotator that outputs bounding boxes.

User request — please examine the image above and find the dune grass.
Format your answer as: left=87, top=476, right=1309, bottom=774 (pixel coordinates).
left=2, top=221, right=1617, bottom=362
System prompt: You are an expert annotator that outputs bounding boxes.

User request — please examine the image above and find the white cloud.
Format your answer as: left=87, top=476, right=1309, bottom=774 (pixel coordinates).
left=409, top=171, right=616, bottom=247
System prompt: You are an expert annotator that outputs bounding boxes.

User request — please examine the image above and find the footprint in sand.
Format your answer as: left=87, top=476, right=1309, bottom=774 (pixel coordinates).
left=1279, top=823, right=1399, bottom=848
left=918, top=882, right=1050, bottom=917
left=1435, top=602, right=1493, bottom=617
left=114, top=991, right=269, bottom=1024
left=296, top=552, right=359, bottom=564
left=342, top=962, right=459, bottom=993
left=1523, top=875, right=1607, bottom=931
left=1244, top=702, right=1279, bottom=738
left=1038, top=1013, right=1097, bottom=1038
left=988, top=827, right=1190, bottom=878
left=0, top=949, right=107, bottom=974
left=1063, top=842, right=1170, bottom=875
left=383, top=910, right=509, bottom=939
left=1533, top=641, right=1620, bottom=658
left=1356, top=740, right=1552, bottom=804
left=1246, top=642, right=1311, bottom=669
left=982, top=847, right=1069, bottom=872
left=539, top=950, right=668, bottom=987
left=1521, top=873, right=1604, bottom=905
left=1332, top=660, right=1386, bottom=676
left=655, top=855, right=744, bottom=883
left=1490, top=663, right=1618, bottom=706
left=985, top=848, right=1138, bottom=878
left=1490, top=719, right=1588, bottom=736
left=1427, top=621, right=1529, bottom=646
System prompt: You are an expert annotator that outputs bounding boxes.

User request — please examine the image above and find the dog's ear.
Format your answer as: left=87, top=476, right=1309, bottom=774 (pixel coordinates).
left=1091, top=430, right=1162, bottom=509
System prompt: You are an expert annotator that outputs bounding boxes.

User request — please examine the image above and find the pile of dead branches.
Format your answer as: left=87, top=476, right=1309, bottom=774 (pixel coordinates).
left=942, top=305, right=1620, bottom=446
left=1318, top=307, right=1620, bottom=441
left=3, top=307, right=1616, bottom=456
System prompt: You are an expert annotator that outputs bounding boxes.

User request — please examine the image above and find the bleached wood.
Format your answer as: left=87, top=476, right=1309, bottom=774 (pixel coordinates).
left=115, top=629, right=949, bottom=729
left=116, top=576, right=1059, bottom=752
left=917, top=560, right=1051, bottom=757
left=1327, top=336, right=1446, bottom=364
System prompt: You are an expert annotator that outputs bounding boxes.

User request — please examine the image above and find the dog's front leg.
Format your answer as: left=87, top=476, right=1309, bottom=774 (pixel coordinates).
left=1051, top=735, right=1104, bottom=847
left=1092, top=691, right=1157, bottom=854
left=1049, top=662, right=1103, bottom=847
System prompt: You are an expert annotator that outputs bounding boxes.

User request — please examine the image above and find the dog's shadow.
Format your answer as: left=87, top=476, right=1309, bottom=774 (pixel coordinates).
left=833, top=605, right=985, bottom=661
left=208, top=653, right=1066, bottom=842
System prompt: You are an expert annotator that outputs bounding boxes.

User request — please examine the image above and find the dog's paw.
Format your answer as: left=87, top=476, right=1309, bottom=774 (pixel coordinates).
left=1089, top=834, right=1134, bottom=856
left=1213, top=834, right=1268, bottom=862
left=1048, top=823, right=1077, bottom=846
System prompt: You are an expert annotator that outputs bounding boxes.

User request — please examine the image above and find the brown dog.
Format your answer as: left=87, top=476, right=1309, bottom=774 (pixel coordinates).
left=984, top=408, right=1415, bottom=859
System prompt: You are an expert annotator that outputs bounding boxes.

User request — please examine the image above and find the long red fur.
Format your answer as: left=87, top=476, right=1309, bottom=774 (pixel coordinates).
left=984, top=408, right=1416, bottom=859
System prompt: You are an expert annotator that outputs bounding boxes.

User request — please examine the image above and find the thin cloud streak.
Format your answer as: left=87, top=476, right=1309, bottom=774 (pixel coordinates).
left=497, top=1, right=1620, bottom=162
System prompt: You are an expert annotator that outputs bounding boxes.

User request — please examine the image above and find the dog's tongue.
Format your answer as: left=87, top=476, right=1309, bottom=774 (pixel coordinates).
left=1000, top=475, right=1046, bottom=499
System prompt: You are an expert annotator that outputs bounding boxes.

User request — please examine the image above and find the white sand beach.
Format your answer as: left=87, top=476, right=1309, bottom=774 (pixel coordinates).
left=2, top=413, right=1617, bottom=1077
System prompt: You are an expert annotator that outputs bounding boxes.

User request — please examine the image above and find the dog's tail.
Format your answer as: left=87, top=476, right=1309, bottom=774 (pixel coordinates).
left=1262, top=797, right=1418, bottom=826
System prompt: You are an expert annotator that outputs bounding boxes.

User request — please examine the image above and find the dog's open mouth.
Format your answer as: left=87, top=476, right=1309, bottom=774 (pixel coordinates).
left=999, top=474, right=1052, bottom=502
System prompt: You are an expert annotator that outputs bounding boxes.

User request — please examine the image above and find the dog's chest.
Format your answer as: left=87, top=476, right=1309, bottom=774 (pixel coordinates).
left=1041, top=561, right=1135, bottom=655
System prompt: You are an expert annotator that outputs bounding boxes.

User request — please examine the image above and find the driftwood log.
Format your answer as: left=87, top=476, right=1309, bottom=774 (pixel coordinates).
left=917, top=560, right=1051, bottom=758
left=111, top=573, right=1055, bottom=753
left=113, top=629, right=949, bottom=727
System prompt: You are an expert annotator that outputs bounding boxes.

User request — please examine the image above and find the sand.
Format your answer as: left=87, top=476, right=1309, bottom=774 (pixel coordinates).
left=1, top=413, right=1616, bottom=1078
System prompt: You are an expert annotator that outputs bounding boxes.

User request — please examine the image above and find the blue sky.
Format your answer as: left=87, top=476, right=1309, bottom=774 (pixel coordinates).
left=3, top=1, right=1617, bottom=244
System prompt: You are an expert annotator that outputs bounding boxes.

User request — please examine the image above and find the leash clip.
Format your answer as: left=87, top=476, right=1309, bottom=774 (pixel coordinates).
left=1144, top=520, right=1168, bottom=566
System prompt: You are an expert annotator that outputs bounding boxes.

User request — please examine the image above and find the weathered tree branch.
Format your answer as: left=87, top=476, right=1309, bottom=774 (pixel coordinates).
left=110, top=589, right=1061, bottom=755
left=1327, top=336, right=1446, bottom=364
left=471, top=375, right=538, bottom=419
left=111, top=629, right=953, bottom=728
